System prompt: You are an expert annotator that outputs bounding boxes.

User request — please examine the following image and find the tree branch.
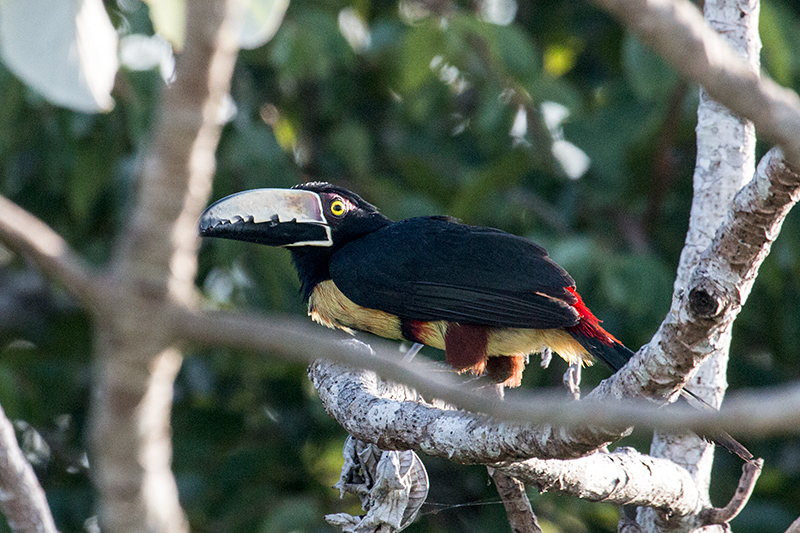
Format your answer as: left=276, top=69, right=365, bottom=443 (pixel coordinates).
left=500, top=448, right=703, bottom=515
left=786, top=515, right=800, bottom=533
left=699, top=459, right=763, bottom=526
left=591, top=146, right=800, bottom=410
left=0, top=404, right=57, bottom=533
left=587, top=0, right=800, bottom=169
left=639, top=1, right=760, bottom=521
left=487, top=467, right=542, bottom=533
left=174, top=308, right=800, bottom=438
left=88, top=1, right=242, bottom=531
left=0, top=195, right=106, bottom=313
left=307, top=359, right=768, bottom=520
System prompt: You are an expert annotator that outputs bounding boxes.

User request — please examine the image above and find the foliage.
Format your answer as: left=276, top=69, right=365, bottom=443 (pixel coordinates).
left=1, top=0, right=800, bottom=531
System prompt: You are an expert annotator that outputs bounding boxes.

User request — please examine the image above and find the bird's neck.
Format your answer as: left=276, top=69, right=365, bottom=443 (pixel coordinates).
left=291, top=212, right=392, bottom=301
left=291, top=248, right=334, bottom=302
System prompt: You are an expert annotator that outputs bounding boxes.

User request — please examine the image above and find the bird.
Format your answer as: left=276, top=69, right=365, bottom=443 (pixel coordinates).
left=199, top=182, right=752, bottom=460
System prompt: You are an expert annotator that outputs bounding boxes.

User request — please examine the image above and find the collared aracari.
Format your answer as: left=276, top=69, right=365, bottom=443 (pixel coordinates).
left=199, top=182, right=751, bottom=460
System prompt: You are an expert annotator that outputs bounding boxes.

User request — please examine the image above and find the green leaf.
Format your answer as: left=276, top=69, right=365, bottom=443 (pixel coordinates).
left=760, top=1, right=796, bottom=86
left=621, top=33, right=678, bottom=101
left=400, top=22, right=445, bottom=93
left=269, top=9, right=354, bottom=81
left=494, top=24, right=540, bottom=84
left=328, top=121, right=373, bottom=177
left=69, top=142, right=110, bottom=221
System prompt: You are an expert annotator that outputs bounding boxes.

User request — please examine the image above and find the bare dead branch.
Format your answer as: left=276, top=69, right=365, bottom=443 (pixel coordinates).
left=500, top=448, right=703, bottom=516
left=0, top=195, right=106, bottom=313
left=487, top=467, right=542, bottom=533
left=172, top=308, right=800, bottom=439
left=0, top=404, right=57, bottom=533
left=699, top=458, right=763, bottom=526
left=587, top=0, right=800, bottom=169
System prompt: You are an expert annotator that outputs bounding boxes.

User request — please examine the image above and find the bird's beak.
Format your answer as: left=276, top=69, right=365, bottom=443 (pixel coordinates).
left=199, top=189, right=333, bottom=247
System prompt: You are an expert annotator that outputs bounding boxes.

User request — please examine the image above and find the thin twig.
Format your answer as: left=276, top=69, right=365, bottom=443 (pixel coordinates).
left=699, top=458, right=764, bottom=526
left=487, top=467, right=542, bottom=533
left=486, top=384, right=541, bottom=532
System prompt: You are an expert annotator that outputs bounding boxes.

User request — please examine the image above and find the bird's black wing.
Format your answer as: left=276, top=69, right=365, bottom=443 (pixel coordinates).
left=328, top=217, right=579, bottom=329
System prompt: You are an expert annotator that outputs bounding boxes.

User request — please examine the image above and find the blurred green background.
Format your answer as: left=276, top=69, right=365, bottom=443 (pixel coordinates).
left=1, top=0, right=800, bottom=531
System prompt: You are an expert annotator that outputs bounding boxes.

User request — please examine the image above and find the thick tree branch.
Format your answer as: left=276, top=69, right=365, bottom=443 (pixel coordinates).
left=587, top=0, right=800, bottom=169
left=177, top=309, right=800, bottom=438
left=500, top=448, right=702, bottom=515
left=591, top=146, right=800, bottom=407
left=636, top=2, right=761, bottom=523
left=88, top=1, right=242, bottom=531
left=306, top=359, right=768, bottom=520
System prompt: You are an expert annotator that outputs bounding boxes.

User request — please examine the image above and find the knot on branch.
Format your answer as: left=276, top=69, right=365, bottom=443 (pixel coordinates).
left=687, top=275, right=737, bottom=319
left=688, top=287, right=720, bottom=317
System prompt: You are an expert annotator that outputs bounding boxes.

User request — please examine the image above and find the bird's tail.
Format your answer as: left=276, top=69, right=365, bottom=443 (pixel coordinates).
left=563, top=287, right=634, bottom=371
left=680, top=389, right=754, bottom=462
left=564, top=288, right=753, bottom=462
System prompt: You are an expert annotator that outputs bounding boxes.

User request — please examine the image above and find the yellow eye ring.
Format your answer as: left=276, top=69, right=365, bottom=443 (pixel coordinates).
left=330, top=199, right=346, bottom=217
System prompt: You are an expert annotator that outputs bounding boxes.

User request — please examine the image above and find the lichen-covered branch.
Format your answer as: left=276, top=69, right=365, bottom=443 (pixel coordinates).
left=500, top=448, right=703, bottom=516
left=307, top=359, right=626, bottom=462
left=590, top=147, right=800, bottom=408
left=307, top=359, right=770, bottom=521
left=638, top=1, right=760, bottom=524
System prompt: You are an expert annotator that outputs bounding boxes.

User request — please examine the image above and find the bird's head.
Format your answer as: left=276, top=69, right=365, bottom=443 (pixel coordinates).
left=199, top=182, right=390, bottom=248
left=199, top=182, right=391, bottom=295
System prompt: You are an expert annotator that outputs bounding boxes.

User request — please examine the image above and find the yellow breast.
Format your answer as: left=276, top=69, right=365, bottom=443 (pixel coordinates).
left=308, top=280, right=403, bottom=340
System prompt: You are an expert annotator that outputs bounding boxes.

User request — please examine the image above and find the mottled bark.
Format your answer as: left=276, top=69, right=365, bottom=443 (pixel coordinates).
left=637, top=1, right=761, bottom=529
left=0, top=404, right=57, bottom=533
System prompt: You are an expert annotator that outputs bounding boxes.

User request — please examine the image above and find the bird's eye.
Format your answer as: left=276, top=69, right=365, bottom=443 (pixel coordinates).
left=330, top=199, right=346, bottom=217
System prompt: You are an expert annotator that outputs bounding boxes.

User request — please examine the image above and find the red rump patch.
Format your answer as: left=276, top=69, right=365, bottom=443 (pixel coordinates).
left=444, top=324, right=489, bottom=375
left=565, top=287, right=620, bottom=347
left=486, top=355, right=526, bottom=388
